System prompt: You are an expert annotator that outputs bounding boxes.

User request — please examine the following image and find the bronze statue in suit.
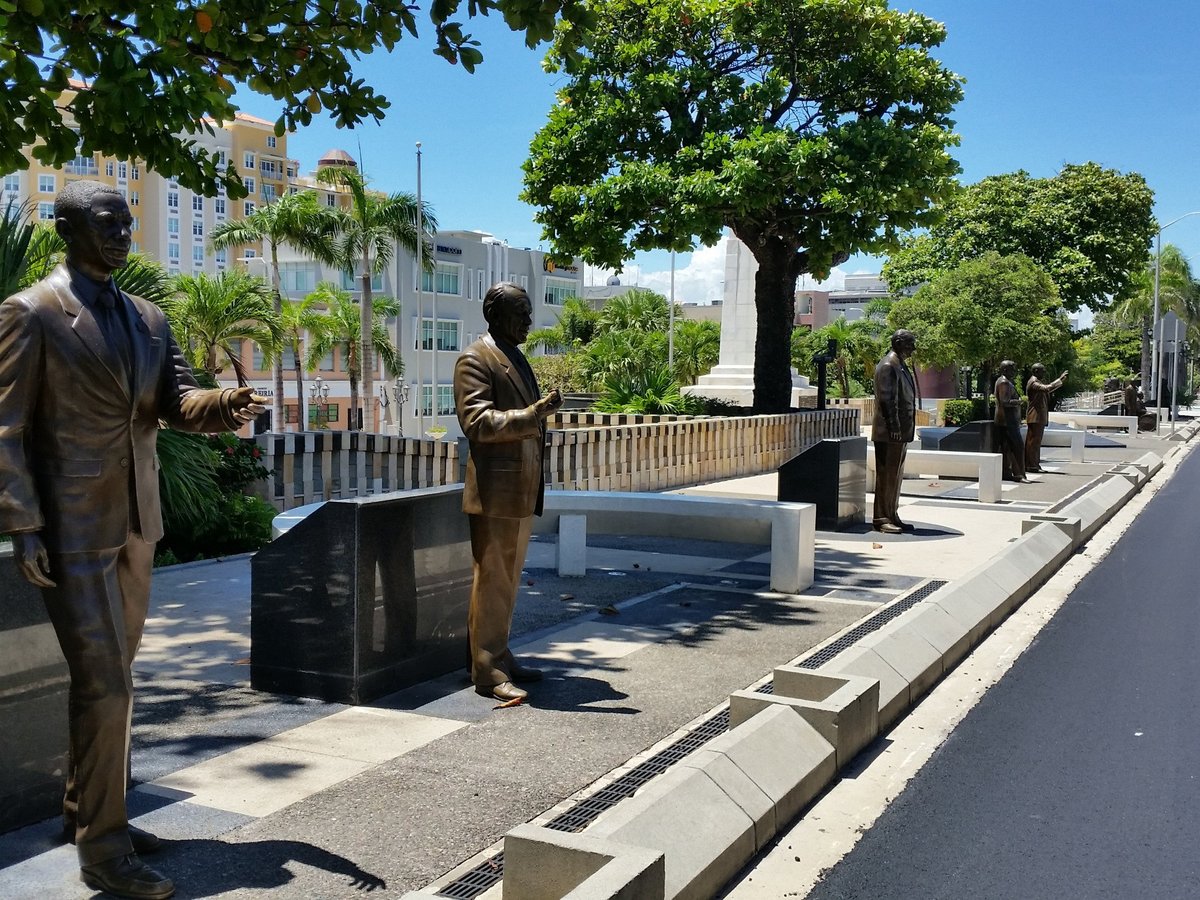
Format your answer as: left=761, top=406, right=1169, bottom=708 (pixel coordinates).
left=0, top=181, right=263, bottom=899
left=1024, top=363, right=1067, bottom=472
left=993, top=360, right=1027, bottom=482
left=454, top=282, right=562, bottom=703
left=871, top=330, right=917, bottom=534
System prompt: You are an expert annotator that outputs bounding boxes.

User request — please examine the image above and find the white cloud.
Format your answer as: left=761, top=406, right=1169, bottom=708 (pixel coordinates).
left=585, top=236, right=853, bottom=303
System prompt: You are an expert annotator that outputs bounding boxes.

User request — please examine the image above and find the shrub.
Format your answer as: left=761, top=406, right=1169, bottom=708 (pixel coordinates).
left=942, top=399, right=975, bottom=426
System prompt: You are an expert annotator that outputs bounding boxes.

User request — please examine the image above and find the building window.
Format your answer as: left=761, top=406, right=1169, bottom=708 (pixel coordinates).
left=215, top=197, right=226, bottom=216
left=105, top=162, right=114, bottom=177
left=131, top=216, right=139, bottom=232
left=38, top=174, right=55, bottom=193
left=169, top=266, right=180, bottom=276
left=3, top=174, right=19, bottom=193
left=309, top=402, right=339, bottom=428
left=244, top=249, right=256, bottom=259
left=193, top=245, right=205, bottom=264
left=544, top=276, right=577, bottom=306
left=286, top=164, right=297, bottom=178
left=319, top=349, right=335, bottom=372
left=129, top=191, right=138, bottom=207
left=281, top=262, right=317, bottom=294
left=37, top=202, right=54, bottom=221
left=267, top=135, right=277, bottom=149
left=325, top=193, right=336, bottom=207
left=192, top=221, right=203, bottom=237
left=66, top=154, right=97, bottom=176
left=131, top=164, right=139, bottom=180
left=130, top=241, right=139, bottom=253
left=420, top=385, right=455, bottom=417
left=261, top=183, right=276, bottom=202
left=214, top=151, right=225, bottom=167
left=244, top=201, right=255, bottom=216
left=192, top=195, right=204, bottom=212
left=215, top=249, right=227, bottom=265
left=243, top=151, right=255, bottom=169
left=260, top=159, right=277, bottom=177
left=340, top=270, right=384, bottom=292
left=117, top=162, right=127, bottom=179
left=168, top=217, right=179, bottom=235
left=252, top=343, right=266, bottom=371
left=167, top=242, right=180, bottom=261
left=420, top=261, right=463, bottom=296
left=416, top=318, right=460, bottom=352
left=244, top=176, right=255, bottom=195
left=167, top=191, right=179, bottom=209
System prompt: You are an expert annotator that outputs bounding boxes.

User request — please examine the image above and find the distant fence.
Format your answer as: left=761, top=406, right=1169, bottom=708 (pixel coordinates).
left=1061, top=390, right=1124, bottom=411
left=826, top=396, right=936, bottom=427
left=252, top=408, right=860, bottom=511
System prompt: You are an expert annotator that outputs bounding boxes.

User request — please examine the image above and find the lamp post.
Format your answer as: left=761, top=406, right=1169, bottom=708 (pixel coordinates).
left=378, top=378, right=410, bottom=436
left=308, top=375, right=330, bottom=429
left=1151, top=211, right=1200, bottom=416
left=415, top=142, right=425, bottom=437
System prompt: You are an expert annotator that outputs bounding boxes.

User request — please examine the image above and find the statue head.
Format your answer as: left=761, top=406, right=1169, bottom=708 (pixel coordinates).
left=890, top=329, right=916, bottom=359
left=483, top=282, right=533, bottom=345
left=999, top=360, right=1016, bottom=378
left=55, top=180, right=132, bottom=280
left=1031, top=363, right=1046, bottom=378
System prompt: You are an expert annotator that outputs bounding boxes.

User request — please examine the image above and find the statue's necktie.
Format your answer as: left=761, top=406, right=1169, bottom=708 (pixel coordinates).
left=97, top=287, right=133, bottom=384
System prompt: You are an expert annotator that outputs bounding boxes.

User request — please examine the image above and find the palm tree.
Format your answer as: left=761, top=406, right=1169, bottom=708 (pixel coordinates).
left=0, top=200, right=37, bottom=298
left=278, top=293, right=327, bottom=429
left=160, top=270, right=280, bottom=382
left=597, top=287, right=671, bottom=334
left=525, top=296, right=600, bottom=353
left=316, top=166, right=434, bottom=431
left=1113, top=244, right=1195, bottom=392
left=304, top=282, right=401, bottom=430
left=210, top=191, right=341, bottom=429
left=670, top=319, right=720, bottom=385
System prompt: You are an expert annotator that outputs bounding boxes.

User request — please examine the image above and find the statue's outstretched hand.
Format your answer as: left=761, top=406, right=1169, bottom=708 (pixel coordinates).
left=534, top=388, right=564, bottom=420
left=229, top=386, right=268, bottom=425
left=13, top=531, right=55, bottom=588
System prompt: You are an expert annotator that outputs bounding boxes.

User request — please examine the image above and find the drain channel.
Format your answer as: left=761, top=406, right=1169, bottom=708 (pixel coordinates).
left=435, top=578, right=947, bottom=898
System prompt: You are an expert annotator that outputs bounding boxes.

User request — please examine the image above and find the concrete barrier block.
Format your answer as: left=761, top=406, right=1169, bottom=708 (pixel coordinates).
left=1021, top=514, right=1083, bottom=544
left=701, top=704, right=836, bottom=831
left=1061, top=476, right=1136, bottom=540
left=504, top=824, right=665, bottom=900
left=587, top=765, right=755, bottom=900
left=889, top=602, right=972, bottom=673
left=931, top=569, right=1009, bottom=645
left=557, top=514, right=588, bottom=577
left=679, top=749, right=776, bottom=850
left=769, top=502, right=816, bottom=593
left=1128, top=452, right=1163, bottom=478
left=728, top=669, right=879, bottom=770
left=858, top=625, right=944, bottom=708
left=1106, top=464, right=1142, bottom=487
left=825, top=644, right=910, bottom=729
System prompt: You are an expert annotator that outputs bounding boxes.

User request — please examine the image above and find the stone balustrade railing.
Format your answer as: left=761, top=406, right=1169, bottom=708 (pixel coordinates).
left=251, top=408, right=860, bottom=511
left=826, top=396, right=936, bottom=427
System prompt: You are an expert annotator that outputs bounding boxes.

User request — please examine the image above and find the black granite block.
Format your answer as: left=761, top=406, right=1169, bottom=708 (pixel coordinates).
left=250, top=485, right=473, bottom=704
left=938, top=420, right=995, bottom=452
left=778, top=436, right=867, bottom=531
left=0, top=549, right=69, bottom=836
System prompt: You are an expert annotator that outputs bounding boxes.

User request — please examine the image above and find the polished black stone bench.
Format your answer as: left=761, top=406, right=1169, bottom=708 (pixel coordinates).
left=777, top=436, right=867, bottom=531
left=0, top=546, right=69, bottom=835
left=251, top=485, right=473, bottom=705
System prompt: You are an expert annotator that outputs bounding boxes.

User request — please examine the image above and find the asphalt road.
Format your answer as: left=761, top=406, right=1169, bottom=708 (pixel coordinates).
left=806, top=447, right=1200, bottom=900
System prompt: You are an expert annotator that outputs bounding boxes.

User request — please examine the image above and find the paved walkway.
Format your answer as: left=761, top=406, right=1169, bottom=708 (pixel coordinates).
left=0, top=424, right=1185, bottom=899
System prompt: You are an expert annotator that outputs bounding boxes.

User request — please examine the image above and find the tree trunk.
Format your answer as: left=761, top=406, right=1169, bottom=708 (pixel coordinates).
left=292, top=340, right=305, bottom=431
left=360, top=252, right=374, bottom=434
left=746, top=234, right=801, bottom=413
left=1139, top=311, right=1152, bottom=394
left=270, top=243, right=286, bottom=431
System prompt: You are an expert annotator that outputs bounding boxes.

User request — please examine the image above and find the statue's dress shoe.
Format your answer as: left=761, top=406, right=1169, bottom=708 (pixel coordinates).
left=509, top=660, right=543, bottom=683
left=63, top=824, right=161, bottom=854
left=874, top=522, right=903, bottom=534
left=895, top=520, right=916, bottom=533
left=80, top=853, right=175, bottom=900
left=476, top=681, right=528, bottom=702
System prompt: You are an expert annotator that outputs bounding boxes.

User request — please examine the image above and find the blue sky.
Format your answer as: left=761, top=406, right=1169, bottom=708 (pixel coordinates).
left=236, top=0, right=1200, bottom=304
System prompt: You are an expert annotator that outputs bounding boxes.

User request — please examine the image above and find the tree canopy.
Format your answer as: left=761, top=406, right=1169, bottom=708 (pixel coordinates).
left=1, top=0, right=593, bottom=196
left=522, top=0, right=963, bottom=412
left=888, top=251, right=1071, bottom=388
left=883, top=163, right=1156, bottom=312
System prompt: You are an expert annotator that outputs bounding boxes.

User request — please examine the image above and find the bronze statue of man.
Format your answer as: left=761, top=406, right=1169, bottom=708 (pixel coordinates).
left=454, top=282, right=563, bottom=703
left=993, top=360, right=1027, bottom=482
left=0, top=181, right=263, bottom=900
left=1024, top=363, right=1067, bottom=473
left=871, top=329, right=917, bottom=534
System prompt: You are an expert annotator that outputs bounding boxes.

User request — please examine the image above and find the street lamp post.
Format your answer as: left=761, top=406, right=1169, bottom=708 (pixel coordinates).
left=308, top=375, right=330, bottom=429
left=1151, top=211, right=1200, bottom=416
left=378, top=378, right=410, bottom=436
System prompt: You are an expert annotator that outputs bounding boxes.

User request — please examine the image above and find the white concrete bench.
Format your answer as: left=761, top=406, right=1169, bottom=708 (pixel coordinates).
left=866, top=448, right=1002, bottom=503
left=1039, top=427, right=1086, bottom=462
left=1048, top=411, right=1137, bottom=434
left=534, top=490, right=816, bottom=594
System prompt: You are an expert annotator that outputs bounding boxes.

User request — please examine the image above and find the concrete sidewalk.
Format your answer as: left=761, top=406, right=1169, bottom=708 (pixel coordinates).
left=0, top=425, right=1187, bottom=899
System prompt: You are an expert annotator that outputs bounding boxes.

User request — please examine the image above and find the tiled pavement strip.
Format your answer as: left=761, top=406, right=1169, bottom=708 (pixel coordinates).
left=0, top=427, right=1176, bottom=899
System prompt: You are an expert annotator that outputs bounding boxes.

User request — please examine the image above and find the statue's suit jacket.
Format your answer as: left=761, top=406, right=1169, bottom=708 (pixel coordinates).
left=871, top=351, right=916, bottom=443
left=454, top=333, right=545, bottom=519
left=0, top=264, right=240, bottom=552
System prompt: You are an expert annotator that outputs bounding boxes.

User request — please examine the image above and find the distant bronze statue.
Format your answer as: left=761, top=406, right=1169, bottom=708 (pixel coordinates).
left=454, top=282, right=563, bottom=703
left=1024, top=364, right=1067, bottom=473
left=871, top=329, right=917, bottom=534
left=994, top=360, right=1027, bottom=482
left=0, top=181, right=264, bottom=899
left=1124, top=378, right=1158, bottom=431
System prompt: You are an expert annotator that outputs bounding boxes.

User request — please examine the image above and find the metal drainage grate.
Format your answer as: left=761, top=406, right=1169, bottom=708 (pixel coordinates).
left=435, top=578, right=947, bottom=898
